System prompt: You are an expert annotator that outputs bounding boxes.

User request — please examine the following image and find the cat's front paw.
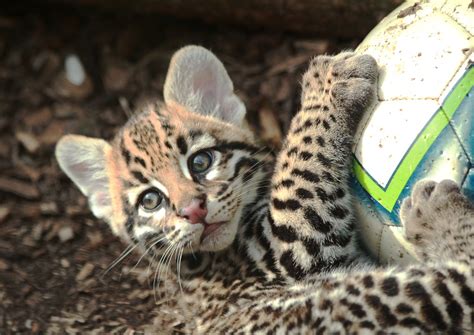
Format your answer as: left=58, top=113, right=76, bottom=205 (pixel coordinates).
left=401, top=179, right=472, bottom=247
left=302, top=52, right=378, bottom=128
left=330, top=53, right=377, bottom=118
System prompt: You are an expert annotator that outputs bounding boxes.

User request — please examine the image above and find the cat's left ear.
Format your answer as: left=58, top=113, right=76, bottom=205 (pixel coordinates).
left=163, top=45, right=246, bottom=126
left=55, top=135, right=114, bottom=221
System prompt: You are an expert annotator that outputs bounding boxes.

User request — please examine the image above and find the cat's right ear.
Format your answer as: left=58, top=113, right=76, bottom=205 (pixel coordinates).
left=55, top=135, right=113, bottom=220
left=163, top=45, right=246, bottom=126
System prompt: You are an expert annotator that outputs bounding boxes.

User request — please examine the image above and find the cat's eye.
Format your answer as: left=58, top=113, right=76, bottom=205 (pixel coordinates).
left=189, top=150, right=213, bottom=174
left=138, top=189, right=163, bottom=211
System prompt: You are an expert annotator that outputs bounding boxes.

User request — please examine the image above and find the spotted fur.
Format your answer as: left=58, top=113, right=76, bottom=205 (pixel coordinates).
left=56, top=46, right=474, bottom=333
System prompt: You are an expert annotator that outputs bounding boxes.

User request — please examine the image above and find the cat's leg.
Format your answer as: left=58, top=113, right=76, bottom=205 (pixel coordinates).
left=212, top=180, right=474, bottom=334
left=266, top=53, right=378, bottom=280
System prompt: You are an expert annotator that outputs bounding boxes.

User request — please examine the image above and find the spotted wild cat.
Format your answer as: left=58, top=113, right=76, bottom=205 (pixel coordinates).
left=56, top=46, right=474, bottom=333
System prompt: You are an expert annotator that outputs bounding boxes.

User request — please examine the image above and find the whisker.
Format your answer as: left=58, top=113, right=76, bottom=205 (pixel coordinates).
left=154, top=243, right=175, bottom=301
left=222, top=150, right=274, bottom=199
left=228, top=150, right=273, bottom=188
left=164, top=243, right=180, bottom=290
left=146, top=244, right=160, bottom=276
left=233, top=183, right=271, bottom=200
left=231, top=180, right=272, bottom=201
left=131, top=235, right=167, bottom=272
left=241, top=146, right=274, bottom=171
left=101, top=243, right=138, bottom=279
left=219, top=168, right=270, bottom=203
left=176, top=243, right=185, bottom=294
left=148, top=243, right=167, bottom=285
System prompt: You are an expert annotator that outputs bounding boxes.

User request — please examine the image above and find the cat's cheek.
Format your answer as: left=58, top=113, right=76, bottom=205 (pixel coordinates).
left=205, top=200, right=231, bottom=223
left=131, top=208, right=167, bottom=241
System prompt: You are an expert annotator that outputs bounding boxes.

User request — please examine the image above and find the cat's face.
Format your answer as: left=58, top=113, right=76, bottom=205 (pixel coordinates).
left=110, top=102, right=259, bottom=253
left=56, top=46, right=267, bottom=256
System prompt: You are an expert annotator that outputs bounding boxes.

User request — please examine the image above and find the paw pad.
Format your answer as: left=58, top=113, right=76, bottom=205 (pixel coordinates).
left=401, top=179, right=469, bottom=246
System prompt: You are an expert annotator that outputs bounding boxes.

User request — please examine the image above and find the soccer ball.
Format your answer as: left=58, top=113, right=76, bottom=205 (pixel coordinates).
left=352, top=0, right=473, bottom=265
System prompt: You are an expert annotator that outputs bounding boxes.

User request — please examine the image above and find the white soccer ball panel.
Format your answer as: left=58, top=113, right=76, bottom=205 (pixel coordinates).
left=438, top=56, right=474, bottom=104
left=354, top=200, right=383, bottom=257
left=354, top=99, right=440, bottom=188
left=357, top=2, right=472, bottom=101
left=357, top=0, right=431, bottom=45
left=440, top=1, right=474, bottom=36
left=379, top=225, right=417, bottom=266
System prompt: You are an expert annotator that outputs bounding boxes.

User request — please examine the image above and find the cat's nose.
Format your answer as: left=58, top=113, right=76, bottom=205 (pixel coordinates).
left=178, top=197, right=208, bottom=224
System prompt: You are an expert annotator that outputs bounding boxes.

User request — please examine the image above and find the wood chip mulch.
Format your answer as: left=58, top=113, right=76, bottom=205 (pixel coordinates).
left=0, top=5, right=361, bottom=333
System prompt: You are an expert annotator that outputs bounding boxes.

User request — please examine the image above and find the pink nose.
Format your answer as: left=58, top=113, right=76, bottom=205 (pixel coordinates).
left=178, top=198, right=208, bottom=224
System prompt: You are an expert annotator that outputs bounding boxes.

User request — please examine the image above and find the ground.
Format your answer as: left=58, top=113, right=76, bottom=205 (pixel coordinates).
left=0, top=6, right=363, bottom=333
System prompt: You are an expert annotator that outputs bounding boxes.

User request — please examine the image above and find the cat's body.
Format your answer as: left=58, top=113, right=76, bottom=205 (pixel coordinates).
left=56, top=46, right=474, bottom=334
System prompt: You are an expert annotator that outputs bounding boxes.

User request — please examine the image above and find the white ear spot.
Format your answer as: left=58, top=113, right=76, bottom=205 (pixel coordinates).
left=163, top=45, right=246, bottom=126
left=55, top=135, right=113, bottom=220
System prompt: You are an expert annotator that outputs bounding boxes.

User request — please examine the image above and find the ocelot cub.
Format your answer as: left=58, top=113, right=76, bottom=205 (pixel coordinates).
left=56, top=46, right=474, bottom=334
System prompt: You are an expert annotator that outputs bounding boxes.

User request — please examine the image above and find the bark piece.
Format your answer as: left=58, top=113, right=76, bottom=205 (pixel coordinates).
left=16, top=131, right=40, bottom=154
left=76, top=263, right=95, bottom=281
left=259, top=107, right=283, bottom=149
left=0, top=177, right=40, bottom=199
left=0, top=206, right=10, bottom=223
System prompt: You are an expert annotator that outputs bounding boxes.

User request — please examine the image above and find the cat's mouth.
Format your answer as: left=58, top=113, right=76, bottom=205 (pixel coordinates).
left=200, top=221, right=227, bottom=241
left=197, top=218, right=238, bottom=252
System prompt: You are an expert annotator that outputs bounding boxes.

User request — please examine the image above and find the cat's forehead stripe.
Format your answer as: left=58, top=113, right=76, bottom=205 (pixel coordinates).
left=118, top=112, right=172, bottom=172
left=176, top=135, right=188, bottom=155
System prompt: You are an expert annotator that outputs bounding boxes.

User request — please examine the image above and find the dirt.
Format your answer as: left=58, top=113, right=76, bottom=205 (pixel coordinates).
left=397, top=2, right=422, bottom=18
left=0, top=5, right=363, bottom=333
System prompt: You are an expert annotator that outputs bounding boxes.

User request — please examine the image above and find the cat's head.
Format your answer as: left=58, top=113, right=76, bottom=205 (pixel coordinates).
left=56, top=46, right=271, bottom=256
